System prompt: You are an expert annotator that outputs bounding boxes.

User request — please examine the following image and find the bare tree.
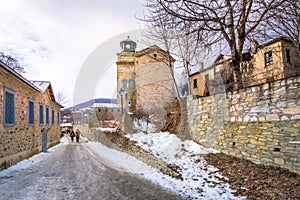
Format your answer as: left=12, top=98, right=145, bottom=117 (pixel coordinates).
left=55, top=91, right=68, bottom=106
left=145, top=0, right=288, bottom=90
left=0, top=52, right=26, bottom=74
left=176, top=22, right=207, bottom=96
left=141, top=11, right=204, bottom=138
left=141, top=11, right=205, bottom=98
left=265, top=0, right=300, bottom=51
left=142, top=11, right=182, bottom=104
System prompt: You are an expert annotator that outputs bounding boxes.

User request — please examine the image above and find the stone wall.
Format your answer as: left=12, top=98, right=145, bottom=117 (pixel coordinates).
left=187, top=75, right=300, bottom=174
left=0, top=65, right=61, bottom=170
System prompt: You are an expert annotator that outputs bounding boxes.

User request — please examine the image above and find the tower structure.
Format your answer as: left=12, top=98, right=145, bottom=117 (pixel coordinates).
left=116, top=36, right=137, bottom=112
left=116, top=36, right=175, bottom=114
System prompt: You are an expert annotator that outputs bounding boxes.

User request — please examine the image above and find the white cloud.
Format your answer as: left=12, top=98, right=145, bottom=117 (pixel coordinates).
left=0, top=0, right=146, bottom=107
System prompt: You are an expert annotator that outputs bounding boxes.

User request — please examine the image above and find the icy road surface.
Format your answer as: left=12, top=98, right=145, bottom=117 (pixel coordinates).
left=0, top=142, right=182, bottom=200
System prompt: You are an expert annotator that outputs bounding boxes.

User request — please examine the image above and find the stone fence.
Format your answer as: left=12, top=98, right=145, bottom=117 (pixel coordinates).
left=187, top=76, right=300, bottom=174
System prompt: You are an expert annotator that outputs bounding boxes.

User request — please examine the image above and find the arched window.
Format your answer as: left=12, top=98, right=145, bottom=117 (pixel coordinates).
left=123, top=80, right=127, bottom=88
left=129, top=80, right=134, bottom=89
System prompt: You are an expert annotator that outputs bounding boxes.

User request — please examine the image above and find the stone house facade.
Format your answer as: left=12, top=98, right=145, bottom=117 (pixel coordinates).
left=190, top=37, right=300, bottom=96
left=0, top=61, right=62, bottom=170
left=116, top=37, right=175, bottom=114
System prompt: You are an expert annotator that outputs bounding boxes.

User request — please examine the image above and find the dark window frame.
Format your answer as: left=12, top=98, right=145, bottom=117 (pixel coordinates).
left=193, top=78, right=198, bottom=89
left=57, top=111, right=60, bottom=124
left=39, top=104, right=44, bottom=125
left=28, top=98, right=34, bottom=125
left=264, top=51, right=273, bottom=66
left=46, top=106, right=49, bottom=125
left=52, top=109, right=55, bottom=125
left=4, top=88, right=15, bottom=126
left=286, top=49, right=291, bottom=64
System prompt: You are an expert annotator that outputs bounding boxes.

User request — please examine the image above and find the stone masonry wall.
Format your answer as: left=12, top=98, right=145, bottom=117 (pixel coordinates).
left=0, top=66, right=61, bottom=170
left=187, top=75, right=300, bottom=174
left=135, top=52, right=174, bottom=112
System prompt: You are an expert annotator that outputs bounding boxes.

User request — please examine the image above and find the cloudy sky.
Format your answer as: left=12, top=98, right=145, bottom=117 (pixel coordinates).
left=0, top=0, right=146, bottom=106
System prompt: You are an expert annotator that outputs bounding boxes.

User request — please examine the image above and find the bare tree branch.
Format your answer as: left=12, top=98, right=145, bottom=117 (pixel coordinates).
left=144, top=0, right=290, bottom=90
left=55, top=91, right=68, bottom=106
left=0, top=52, right=26, bottom=74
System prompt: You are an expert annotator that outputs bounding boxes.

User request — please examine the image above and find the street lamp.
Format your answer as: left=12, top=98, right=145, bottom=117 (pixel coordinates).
left=119, top=88, right=124, bottom=114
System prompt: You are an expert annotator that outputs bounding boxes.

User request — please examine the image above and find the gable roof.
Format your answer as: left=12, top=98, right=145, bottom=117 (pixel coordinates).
left=30, top=81, right=51, bottom=92
left=257, top=36, right=293, bottom=49
left=30, top=80, right=56, bottom=103
left=135, top=45, right=175, bottom=61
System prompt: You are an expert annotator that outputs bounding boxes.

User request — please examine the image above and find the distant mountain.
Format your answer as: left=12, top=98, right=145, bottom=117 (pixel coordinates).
left=64, top=98, right=117, bottom=110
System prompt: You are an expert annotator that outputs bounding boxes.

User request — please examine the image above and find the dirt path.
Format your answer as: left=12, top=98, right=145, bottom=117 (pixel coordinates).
left=0, top=142, right=183, bottom=200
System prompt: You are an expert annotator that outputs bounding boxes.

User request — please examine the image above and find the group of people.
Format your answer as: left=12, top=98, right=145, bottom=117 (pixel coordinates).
left=70, top=129, right=81, bottom=143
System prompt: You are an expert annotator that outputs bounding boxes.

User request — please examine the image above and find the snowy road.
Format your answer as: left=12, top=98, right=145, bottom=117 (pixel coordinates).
left=0, top=142, right=183, bottom=200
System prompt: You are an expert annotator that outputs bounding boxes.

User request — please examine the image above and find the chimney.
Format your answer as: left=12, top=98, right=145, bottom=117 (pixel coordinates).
left=199, top=62, right=204, bottom=71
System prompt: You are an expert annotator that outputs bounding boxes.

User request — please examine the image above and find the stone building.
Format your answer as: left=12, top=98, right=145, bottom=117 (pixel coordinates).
left=0, top=61, right=62, bottom=170
left=190, top=37, right=300, bottom=96
left=116, top=37, right=175, bottom=114
left=92, top=100, right=121, bottom=121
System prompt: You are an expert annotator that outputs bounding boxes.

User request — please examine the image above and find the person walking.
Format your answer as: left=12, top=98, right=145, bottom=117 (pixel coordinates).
left=70, top=130, right=75, bottom=143
left=75, top=129, right=81, bottom=143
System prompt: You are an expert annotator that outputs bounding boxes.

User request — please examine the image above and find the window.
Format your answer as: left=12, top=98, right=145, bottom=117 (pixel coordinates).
left=286, top=49, right=291, bottom=63
left=98, top=108, right=101, bottom=112
left=52, top=109, right=55, bottom=125
left=57, top=111, right=60, bottom=124
left=129, top=80, right=134, bottom=89
left=4, top=88, right=15, bottom=126
left=28, top=99, right=34, bottom=125
left=39, top=104, right=44, bottom=125
left=46, top=106, right=49, bottom=125
left=123, top=80, right=127, bottom=88
left=264, top=51, right=273, bottom=66
left=193, top=79, right=198, bottom=89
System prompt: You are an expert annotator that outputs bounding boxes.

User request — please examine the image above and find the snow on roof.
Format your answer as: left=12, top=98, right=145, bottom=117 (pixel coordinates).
left=60, top=123, right=72, bottom=127
left=30, top=81, right=51, bottom=92
left=91, top=103, right=120, bottom=108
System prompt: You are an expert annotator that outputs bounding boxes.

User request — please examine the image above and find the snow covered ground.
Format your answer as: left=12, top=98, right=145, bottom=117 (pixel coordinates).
left=125, top=132, right=246, bottom=199
left=0, top=131, right=246, bottom=199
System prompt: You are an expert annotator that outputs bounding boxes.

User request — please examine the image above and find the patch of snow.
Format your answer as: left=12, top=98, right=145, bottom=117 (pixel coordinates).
left=60, top=135, right=70, bottom=144
left=95, top=127, right=118, bottom=132
left=126, top=132, right=245, bottom=199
